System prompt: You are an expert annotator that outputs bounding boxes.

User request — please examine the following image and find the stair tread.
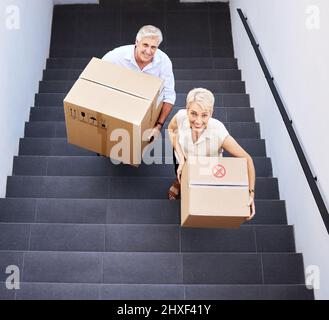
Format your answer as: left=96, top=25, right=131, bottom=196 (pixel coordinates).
left=1, top=282, right=313, bottom=300
left=0, top=198, right=287, bottom=225
left=0, top=222, right=296, bottom=253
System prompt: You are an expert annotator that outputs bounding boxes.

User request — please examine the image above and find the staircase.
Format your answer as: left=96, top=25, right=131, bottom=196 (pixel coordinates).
left=0, top=0, right=314, bottom=300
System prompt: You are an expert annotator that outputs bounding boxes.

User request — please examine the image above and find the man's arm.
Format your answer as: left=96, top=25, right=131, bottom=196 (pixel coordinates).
left=156, top=102, right=173, bottom=128
left=157, top=56, right=176, bottom=126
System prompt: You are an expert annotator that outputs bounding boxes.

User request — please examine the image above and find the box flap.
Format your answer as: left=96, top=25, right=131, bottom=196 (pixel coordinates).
left=80, top=58, right=164, bottom=101
left=64, top=79, right=150, bottom=125
left=187, top=156, right=249, bottom=186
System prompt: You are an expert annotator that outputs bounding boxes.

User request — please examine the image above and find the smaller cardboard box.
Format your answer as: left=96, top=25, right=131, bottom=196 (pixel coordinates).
left=181, top=156, right=250, bottom=228
left=63, top=58, right=164, bottom=166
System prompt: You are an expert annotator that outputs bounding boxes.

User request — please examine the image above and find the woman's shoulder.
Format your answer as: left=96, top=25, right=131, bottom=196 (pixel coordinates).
left=175, top=109, right=187, bottom=120
left=208, top=117, right=229, bottom=138
left=175, top=109, right=188, bottom=128
left=208, top=117, right=226, bottom=129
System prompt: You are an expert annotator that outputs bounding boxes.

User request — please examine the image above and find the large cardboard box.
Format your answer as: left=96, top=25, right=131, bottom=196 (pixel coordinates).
left=181, top=156, right=250, bottom=228
left=63, top=58, right=164, bottom=165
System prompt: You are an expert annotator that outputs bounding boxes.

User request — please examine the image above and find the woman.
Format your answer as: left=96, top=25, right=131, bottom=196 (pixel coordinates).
left=167, top=88, right=256, bottom=220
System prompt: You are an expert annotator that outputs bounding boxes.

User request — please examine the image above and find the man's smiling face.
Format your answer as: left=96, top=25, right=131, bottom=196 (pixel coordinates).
left=135, top=36, right=160, bottom=65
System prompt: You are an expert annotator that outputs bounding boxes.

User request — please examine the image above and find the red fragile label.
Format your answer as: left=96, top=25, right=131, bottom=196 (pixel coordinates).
left=212, top=164, right=226, bottom=178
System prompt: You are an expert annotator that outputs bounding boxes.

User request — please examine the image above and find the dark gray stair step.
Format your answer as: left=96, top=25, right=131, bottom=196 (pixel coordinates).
left=6, top=176, right=279, bottom=199
left=15, top=282, right=100, bottom=300
left=50, top=8, right=232, bottom=48
left=24, top=115, right=260, bottom=139
left=28, top=107, right=255, bottom=122
left=20, top=251, right=183, bottom=284
left=46, top=57, right=238, bottom=69
left=13, top=155, right=271, bottom=177
left=53, top=3, right=112, bottom=13
left=6, top=283, right=313, bottom=300
left=25, top=107, right=260, bottom=139
left=18, top=137, right=267, bottom=157
left=0, top=198, right=37, bottom=223
left=0, top=223, right=295, bottom=253
left=0, top=198, right=179, bottom=224
left=170, top=1, right=230, bottom=12
left=49, top=46, right=234, bottom=58
left=19, top=137, right=95, bottom=157
left=35, top=93, right=66, bottom=107
left=43, top=68, right=242, bottom=81
left=0, top=251, right=304, bottom=284
left=14, top=283, right=185, bottom=300
left=183, top=253, right=305, bottom=285
left=38, top=80, right=246, bottom=94
left=99, top=283, right=184, bottom=300
left=0, top=223, right=30, bottom=251
left=165, top=11, right=232, bottom=41
left=25, top=107, right=260, bottom=138
left=185, top=284, right=314, bottom=300
left=52, top=1, right=229, bottom=12
left=0, top=198, right=287, bottom=225
left=172, top=80, right=243, bottom=95
left=167, top=46, right=234, bottom=58
left=0, top=282, right=16, bottom=300
left=34, top=92, right=250, bottom=107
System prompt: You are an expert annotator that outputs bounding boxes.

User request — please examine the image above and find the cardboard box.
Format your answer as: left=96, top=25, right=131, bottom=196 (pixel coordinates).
left=181, top=156, right=250, bottom=228
left=63, top=57, right=164, bottom=165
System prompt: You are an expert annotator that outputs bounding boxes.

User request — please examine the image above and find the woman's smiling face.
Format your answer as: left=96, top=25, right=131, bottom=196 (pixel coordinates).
left=187, top=102, right=212, bottom=132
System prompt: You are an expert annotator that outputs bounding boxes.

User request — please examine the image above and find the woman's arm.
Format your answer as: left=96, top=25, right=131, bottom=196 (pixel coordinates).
left=168, top=115, right=186, bottom=182
left=168, top=115, right=185, bottom=164
left=222, top=135, right=256, bottom=219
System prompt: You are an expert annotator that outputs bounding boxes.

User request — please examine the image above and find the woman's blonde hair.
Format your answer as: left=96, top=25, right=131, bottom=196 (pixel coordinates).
left=186, top=88, right=215, bottom=113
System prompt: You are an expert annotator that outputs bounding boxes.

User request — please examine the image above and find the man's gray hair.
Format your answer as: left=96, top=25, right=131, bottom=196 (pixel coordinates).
left=186, top=88, right=215, bottom=113
left=136, top=25, right=163, bottom=45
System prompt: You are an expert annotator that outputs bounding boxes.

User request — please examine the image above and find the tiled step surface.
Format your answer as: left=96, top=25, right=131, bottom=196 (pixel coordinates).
left=18, top=137, right=267, bottom=157
left=0, top=198, right=287, bottom=225
left=43, top=68, right=242, bottom=81
left=50, top=46, right=235, bottom=58
left=12, top=156, right=272, bottom=177
left=0, top=283, right=314, bottom=300
left=26, top=119, right=259, bottom=140
left=0, top=223, right=296, bottom=253
left=28, top=107, right=256, bottom=122
left=38, top=80, right=246, bottom=94
left=34, top=92, right=251, bottom=108
left=28, top=109, right=257, bottom=139
left=46, top=57, right=239, bottom=69
left=55, top=1, right=230, bottom=12
left=6, top=176, right=279, bottom=199
left=0, top=251, right=305, bottom=285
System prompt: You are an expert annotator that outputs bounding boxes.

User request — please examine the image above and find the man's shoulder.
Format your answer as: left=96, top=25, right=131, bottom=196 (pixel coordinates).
left=156, top=48, right=172, bottom=64
left=108, top=44, right=133, bottom=54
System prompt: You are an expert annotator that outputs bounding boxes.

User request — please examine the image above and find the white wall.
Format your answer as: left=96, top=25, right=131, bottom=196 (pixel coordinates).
left=229, top=0, right=329, bottom=299
left=0, top=0, right=54, bottom=197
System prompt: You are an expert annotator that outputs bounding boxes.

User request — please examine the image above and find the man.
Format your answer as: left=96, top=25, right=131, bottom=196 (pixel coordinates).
left=102, top=25, right=176, bottom=141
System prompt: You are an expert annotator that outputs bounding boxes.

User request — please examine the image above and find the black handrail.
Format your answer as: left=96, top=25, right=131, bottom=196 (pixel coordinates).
left=237, top=8, right=329, bottom=233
